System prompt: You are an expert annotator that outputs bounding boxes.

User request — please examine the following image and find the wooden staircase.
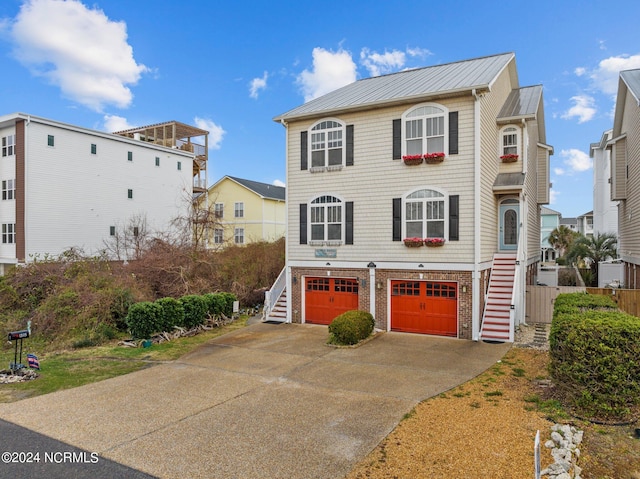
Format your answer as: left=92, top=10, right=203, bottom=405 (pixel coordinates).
left=264, top=288, right=287, bottom=322
left=480, top=253, right=517, bottom=342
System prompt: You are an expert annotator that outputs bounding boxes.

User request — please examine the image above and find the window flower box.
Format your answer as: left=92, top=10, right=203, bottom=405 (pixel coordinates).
left=424, top=237, right=446, bottom=247
left=403, top=237, right=424, bottom=247
left=402, top=155, right=423, bottom=166
left=424, top=152, right=446, bottom=164
left=500, top=154, right=519, bottom=163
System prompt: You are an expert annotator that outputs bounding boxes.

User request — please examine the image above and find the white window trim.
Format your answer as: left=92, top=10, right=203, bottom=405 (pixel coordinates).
left=308, top=194, right=345, bottom=245
left=213, top=228, right=224, bottom=244
left=498, top=125, right=522, bottom=158
left=215, top=203, right=224, bottom=219
left=308, top=118, right=346, bottom=170
left=402, top=186, right=449, bottom=240
left=234, top=202, right=244, bottom=218
left=2, top=135, right=15, bottom=157
left=234, top=227, right=245, bottom=244
left=401, top=102, right=449, bottom=157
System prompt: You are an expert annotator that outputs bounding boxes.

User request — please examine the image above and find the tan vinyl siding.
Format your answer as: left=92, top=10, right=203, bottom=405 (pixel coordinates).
left=611, top=137, right=627, bottom=200
left=478, top=66, right=513, bottom=262
left=537, top=145, right=550, bottom=204
left=618, top=92, right=640, bottom=263
left=524, top=119, right=541, bottom=261
left=287, top=98, right=476, bottom=264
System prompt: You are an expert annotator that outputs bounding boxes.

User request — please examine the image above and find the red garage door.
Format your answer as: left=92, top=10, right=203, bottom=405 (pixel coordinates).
left=305, top=277, right=359, bottom=325
left=390, top=281, right=457, bottom=336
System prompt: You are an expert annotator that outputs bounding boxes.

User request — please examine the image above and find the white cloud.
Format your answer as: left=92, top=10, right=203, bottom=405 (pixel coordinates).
left=297, top=47, right=357, bottom=102
left=553, top=167, right=565, bottom=176
left=574, top=67, right=586, bottom=76
left=560, top=148, right=592, bottom=173
left=249, top=71, right=268, bottom=99
left=194, top=117, right=225, bottom=150
left=8, top=0, right=148, bottom=111
left=549, top=189, right=559, bottom=205
left=360, top=48, right=406, bottom=77
left=273, top=179, right=285, bottom=187
left=590, top=53, right=640, bottom=95
left=562, top=95, right=596, bottom=123
left=406, top=47, right=432, bottom=59
left=103, top=114, right=134, bottom=132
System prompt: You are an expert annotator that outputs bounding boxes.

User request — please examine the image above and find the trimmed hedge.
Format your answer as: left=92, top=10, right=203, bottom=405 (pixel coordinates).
left=328, top=310, right=375, bottom=345
left=180, top=295, right=208, bottom=328
left=125, top=301, right=162, bottom=339
left=549, top=292, right=640, bottom=420
left=125, top=291, right=238, bottom=340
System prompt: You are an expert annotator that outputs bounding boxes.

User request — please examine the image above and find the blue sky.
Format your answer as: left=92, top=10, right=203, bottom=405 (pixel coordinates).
left=1, top=0, right=639, bottom=218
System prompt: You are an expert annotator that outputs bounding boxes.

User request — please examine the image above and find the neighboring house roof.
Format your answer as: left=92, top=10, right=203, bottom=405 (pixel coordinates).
left=620, top=69, right=640, bottom=102
left=540, top=207, right=561, bottom=216
left=590, top=129, right=612, bottom=157
left=577, top=211, right=593, bottom=218
left=560, top=218, right=577, bottom=225
left=274, top=52, right=516, bottom=122
left=211, top=176, right=285, bottom=201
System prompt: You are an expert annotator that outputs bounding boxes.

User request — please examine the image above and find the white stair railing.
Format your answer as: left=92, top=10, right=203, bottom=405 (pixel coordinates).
left=263, top=267, right=286, bottom=320
left=509, top=224, right=526, bottom=342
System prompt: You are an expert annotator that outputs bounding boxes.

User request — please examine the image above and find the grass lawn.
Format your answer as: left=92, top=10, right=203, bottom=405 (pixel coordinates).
left=0, top=316, right=248, bottom=402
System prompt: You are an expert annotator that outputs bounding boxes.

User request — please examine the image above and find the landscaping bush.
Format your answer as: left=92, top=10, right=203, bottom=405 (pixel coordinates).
left=328, top=310, right=375, bottom=345
left=155, top=297, right=185, bottom=331
left=549, top=292, right=640, bottom=420
left=218, top=292, right=237, bottom=317
left=125, top=301, right=162, bottom=339
left=179, top=294, right=208, bottom=328
left=203, top=293, right=225, bottom=318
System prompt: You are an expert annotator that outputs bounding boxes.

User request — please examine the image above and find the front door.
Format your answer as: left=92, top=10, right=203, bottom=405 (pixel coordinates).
left=499, top=200, right=519, bottom=251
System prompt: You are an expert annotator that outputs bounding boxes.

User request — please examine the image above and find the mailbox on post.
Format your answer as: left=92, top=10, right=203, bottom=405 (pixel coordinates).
left=8, top=329, right=30, bottom=372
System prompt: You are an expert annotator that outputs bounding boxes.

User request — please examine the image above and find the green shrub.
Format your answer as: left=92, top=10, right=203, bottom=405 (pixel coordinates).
left=218, top=292, right=237, bottom=317
left=203, top=293, right=226, bottom=317
left=179, top=295, right=208, bottom=328
left=328, top=310, right=375, bottom=345
left=549, top=293, right=640, bottom=420
left=155, top=297, right=185, bottom=331
left=125, top=301, right=162, bottom=339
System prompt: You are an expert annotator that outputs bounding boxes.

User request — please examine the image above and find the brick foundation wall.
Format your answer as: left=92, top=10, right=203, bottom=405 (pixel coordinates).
left=291, top=266, right=476, bottom=340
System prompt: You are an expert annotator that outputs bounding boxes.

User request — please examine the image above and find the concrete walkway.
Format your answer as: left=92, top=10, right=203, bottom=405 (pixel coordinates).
left=0, top=323, right=510, bottom=479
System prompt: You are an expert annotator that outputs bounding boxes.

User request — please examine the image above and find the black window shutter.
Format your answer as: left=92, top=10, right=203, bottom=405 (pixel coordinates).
left=392, top=119, right=401, bottom=160
left=300, top=131, right=308, bottom=170
left=346, top=125, right=354, bottom=166
left=449, top=195, right=459, bottom=241
left=300, top=203, right=307, bottom=244
left=392, top=198, right=402, bottom=241
left=345, top=201, right=354, bottom=244
left=449, top=112, right=458, bottom=155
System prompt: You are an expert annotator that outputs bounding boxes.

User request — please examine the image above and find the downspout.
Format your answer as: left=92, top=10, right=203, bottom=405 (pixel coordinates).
left=280, top=119, right=292, bottom=323
left=472, top=89, right=482, bottom=341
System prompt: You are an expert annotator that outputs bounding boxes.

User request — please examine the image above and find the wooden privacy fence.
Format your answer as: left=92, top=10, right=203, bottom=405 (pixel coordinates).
left=586, top=288, right=640, bottom=318
left=525, top=286, right=586, bottom=324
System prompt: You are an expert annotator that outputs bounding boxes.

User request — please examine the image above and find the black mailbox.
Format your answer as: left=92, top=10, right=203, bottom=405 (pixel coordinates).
left=8, top=330, right=29, bottom=341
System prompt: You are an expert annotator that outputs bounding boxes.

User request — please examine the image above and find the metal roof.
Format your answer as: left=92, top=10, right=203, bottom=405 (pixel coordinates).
left=541, top=206, right=561, bottom=216
left=223, top=176, right=285, bottom=201
left=492, top=172, right=526, bottom=192
left=620, top=69, right=640, bottom=103
left=274, top=53, right=516, bottom=121
left=497, top=85, right=542, bottom=121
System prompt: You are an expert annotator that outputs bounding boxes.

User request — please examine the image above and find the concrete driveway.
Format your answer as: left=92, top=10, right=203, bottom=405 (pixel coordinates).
left=0, top=322, right=510, bottom=479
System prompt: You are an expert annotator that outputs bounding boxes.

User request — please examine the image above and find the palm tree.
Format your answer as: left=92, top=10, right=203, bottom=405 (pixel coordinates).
left=547, top=225, right=579, bottom=259
left=566, top=232, right=618, bottom=286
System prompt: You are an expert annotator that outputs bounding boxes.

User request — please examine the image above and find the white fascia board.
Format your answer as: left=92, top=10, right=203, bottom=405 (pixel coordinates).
left=287, top=260, right=476, bottom=271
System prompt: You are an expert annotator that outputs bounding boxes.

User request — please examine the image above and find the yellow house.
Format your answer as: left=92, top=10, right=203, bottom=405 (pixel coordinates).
left=206, top=176, right=285, bottom=246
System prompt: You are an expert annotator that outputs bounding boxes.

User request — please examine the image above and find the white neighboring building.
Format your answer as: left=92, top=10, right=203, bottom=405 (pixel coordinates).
left=0, top=113, right=208, bottom=274
left=590, top=129, right=618, bottom=236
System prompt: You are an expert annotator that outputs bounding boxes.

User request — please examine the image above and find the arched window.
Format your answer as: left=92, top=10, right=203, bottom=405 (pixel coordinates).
left=310, top=195, right=343, bottom=242
left=500, top=126, right=521, bottom=157
left=402, top=104, right=448, bottom=156
left=310, top=120, right=345, bottom=168
left=404, top=188, right=446, bottom=239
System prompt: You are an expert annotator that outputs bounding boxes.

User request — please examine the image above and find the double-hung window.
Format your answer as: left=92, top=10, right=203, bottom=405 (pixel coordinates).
left=214, top=228, right=223, bottom=244
left=2, top=223, right=15, bottom=244
left=2, top=180, right=15, bottom=200
left=234, top=228, right=244, bottom=244
left=234, top=202, right=244, bottom=218
left=310, top=120, right=344, bottom=168
left=502, top=127, right=518, bottom=155
left=403, top=104, right=447, bottom=156
left=2, top=135, right=15, bottom=157
left=310, top=195, right=343, bottom=243
left=214, top=203, right=224, bottom=218
left=405, top=189, right=446, bottom=239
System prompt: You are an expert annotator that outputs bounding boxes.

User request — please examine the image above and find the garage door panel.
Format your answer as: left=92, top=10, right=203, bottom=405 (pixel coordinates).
left=391, top=281, right=457, bottom=336
left=305, top=277, right=358, bottom=325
